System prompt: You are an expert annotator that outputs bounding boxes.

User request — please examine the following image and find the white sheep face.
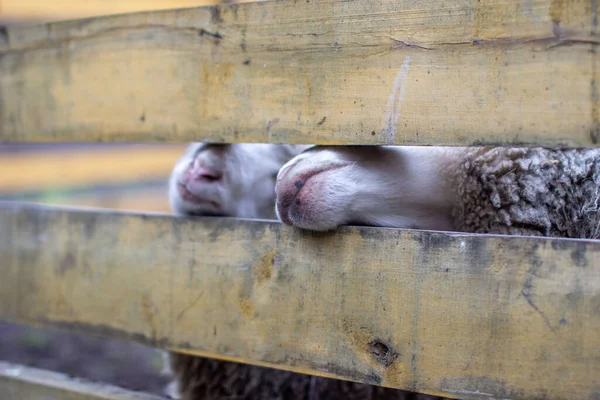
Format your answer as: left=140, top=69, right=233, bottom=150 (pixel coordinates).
left=169, top=143, right=307, bottom=219
left=275, top=146, right=459, bottom=231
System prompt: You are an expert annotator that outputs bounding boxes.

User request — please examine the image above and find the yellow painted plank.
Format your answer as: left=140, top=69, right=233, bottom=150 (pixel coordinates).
left=0, top=203, right=598, bottom=400
left=0, top=0, right=252, bottom=22
left=0, top=0, right=598, bottom=147
left=0, top=145, right=184, bottom=192
left=0, top=361, right=166, bottom=400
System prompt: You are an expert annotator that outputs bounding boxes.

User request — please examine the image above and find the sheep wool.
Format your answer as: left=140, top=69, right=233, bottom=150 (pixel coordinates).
left=170, top=353, right=441, bottom=400
left=453, top=147, right=600, bottom=239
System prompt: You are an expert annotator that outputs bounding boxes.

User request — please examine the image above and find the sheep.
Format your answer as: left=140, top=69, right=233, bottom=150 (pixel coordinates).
left=168, top=143, right=599, bottom=399
left=275, top=146, right=600, bottom=239
left=167, top=142, right=443, bottom=400
left=169, top=143, right=309, bottom=219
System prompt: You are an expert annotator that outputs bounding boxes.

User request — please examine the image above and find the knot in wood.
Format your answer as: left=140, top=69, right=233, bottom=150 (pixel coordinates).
left=368, top=339, right=398, bottom=367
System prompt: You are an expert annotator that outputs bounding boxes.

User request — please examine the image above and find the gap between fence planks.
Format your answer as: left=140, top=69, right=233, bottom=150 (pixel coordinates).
left=0, top=202, right=598, bottom=400
left=0, top=144, right=184, bottom=192
left=0, top=0, right=598, bottom=147
left=0, top=361, right=166, bottom=400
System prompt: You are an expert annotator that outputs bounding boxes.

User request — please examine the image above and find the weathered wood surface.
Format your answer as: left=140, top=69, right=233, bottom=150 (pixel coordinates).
left=1, top=0, right=598, bottom=147
left=0, top=361, right=166, bottom=400
left=0, top=203, right=599, bottom=399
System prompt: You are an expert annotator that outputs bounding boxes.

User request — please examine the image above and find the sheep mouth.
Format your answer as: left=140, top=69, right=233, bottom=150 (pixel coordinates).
left=276, top=162, right=350, bottom=226
left=188, top=210, right=228, bottom=217
left=178, top=184, right=220, bottom=210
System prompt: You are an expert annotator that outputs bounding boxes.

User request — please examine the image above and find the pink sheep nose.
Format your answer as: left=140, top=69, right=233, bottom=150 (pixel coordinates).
left=189, top=159, right=222, bottom=182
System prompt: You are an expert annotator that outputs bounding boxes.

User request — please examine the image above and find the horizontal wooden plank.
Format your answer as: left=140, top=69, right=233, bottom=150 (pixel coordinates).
left=1, top=0, right=598, bottom=147
left=0, top=203, right=599, bottom=399
left=0, top=144, right=183, bottom=192
left=0, top=361, right=166, bottom=400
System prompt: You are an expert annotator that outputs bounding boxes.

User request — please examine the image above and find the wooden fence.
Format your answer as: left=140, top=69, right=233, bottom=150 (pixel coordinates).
left=1, top=0, right=599, bottom=399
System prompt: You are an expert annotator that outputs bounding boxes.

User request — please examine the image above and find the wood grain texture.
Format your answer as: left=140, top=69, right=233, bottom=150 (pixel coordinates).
left=0, top=202, right=598, bottom=399
left=0, top=361, right=166, bottom=400
left=0, top=0, right=598, bottom=147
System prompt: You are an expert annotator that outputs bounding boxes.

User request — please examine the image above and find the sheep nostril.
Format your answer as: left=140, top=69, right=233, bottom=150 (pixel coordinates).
left=198, top=172, right=222, bottom=182
left=190, top=159, right=222, bottom=182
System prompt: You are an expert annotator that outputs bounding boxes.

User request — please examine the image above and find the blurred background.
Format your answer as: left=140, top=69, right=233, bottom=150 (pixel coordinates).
left=0, top=0, right=251, bottom=396
left=0, top=0, right=252, bottom=22
left=0, top=143, right=183, bottom=213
